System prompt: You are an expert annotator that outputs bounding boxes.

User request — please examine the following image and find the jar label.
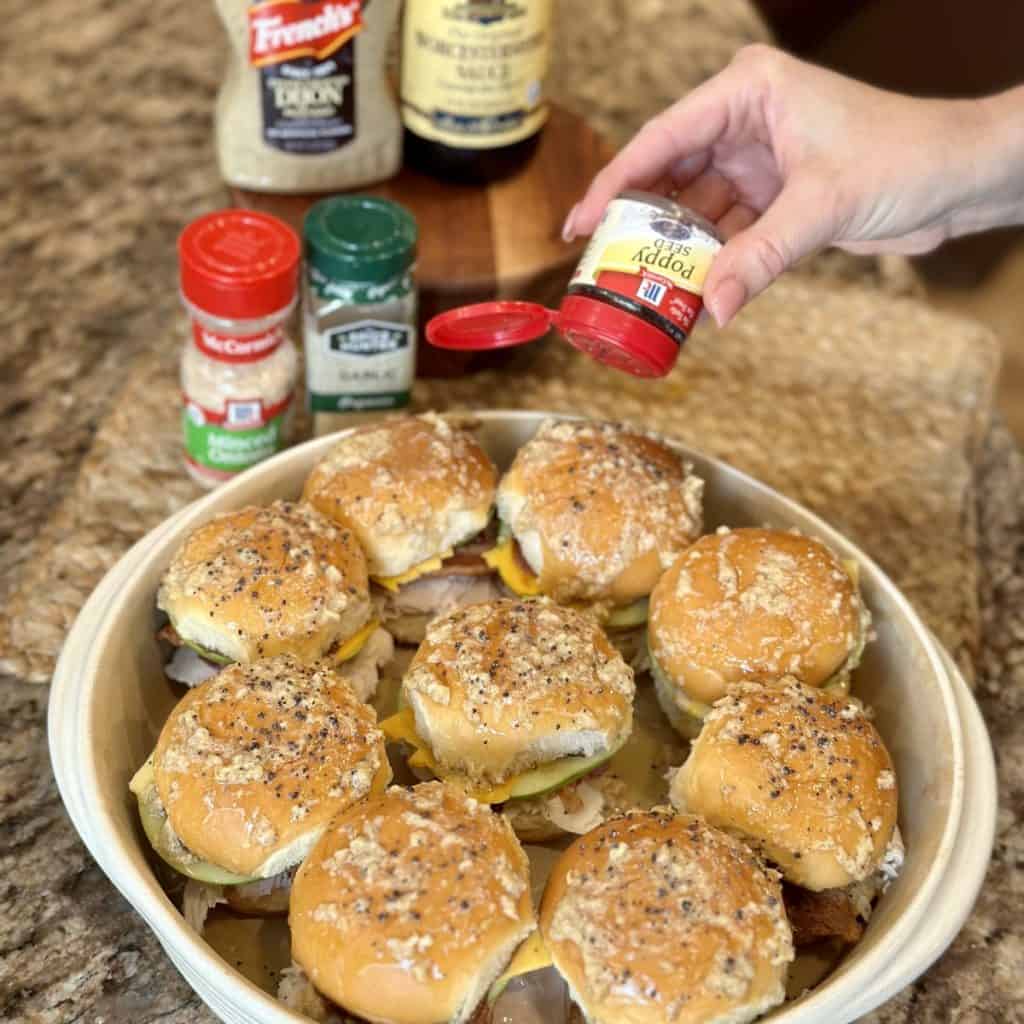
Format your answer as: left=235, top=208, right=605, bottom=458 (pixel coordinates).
left=192, top=321, right=285, bottom=363
left=248, top=0, right=362, bottom=155
left=571, top=196, right=722, bottom=335
left=307, top=264, right=414, bottom=305
left=400, top=0, right=551, bottom=149
left=305, top=316, right=414, bottom=412
left=182, top=394, right=293, bottom=478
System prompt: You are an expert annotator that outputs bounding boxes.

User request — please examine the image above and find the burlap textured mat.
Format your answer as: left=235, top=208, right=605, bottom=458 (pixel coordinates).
left=0, top=277, right=998, bottom=683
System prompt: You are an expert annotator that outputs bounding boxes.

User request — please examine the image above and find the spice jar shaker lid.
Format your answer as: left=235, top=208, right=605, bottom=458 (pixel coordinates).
left=304, top=196, right=417, bottom=284
left=178, top=210, right=300, bottom=320
left=425, top=298, right=679, bottom=378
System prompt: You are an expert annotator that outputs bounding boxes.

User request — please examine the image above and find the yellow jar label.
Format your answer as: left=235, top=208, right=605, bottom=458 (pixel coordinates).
left=400, top=0, right=552, bottom=149
left=571, top=197, right=722, bottom=296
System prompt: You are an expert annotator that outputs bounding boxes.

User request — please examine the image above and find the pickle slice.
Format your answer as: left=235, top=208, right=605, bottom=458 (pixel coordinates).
left=130, top=758, right=253, bottom=885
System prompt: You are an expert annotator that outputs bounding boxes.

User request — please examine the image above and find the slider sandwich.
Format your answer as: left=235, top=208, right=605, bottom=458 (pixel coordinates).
left=283, top=781, right=535, bottom=1024
left=303, top=414, right=502, bottom=644
left=129, top=655, right=391, bottom=932
left=157, top=500, right=391, bottom=697
left=670, top=678, right=903, bottom=946
left=486, top=419, right=703, bottom=667
left=493, top=809, right=794, bottom=1024
left=381, top=598, right=635, bottom=841
left=648, top=527, right=870, bottom=736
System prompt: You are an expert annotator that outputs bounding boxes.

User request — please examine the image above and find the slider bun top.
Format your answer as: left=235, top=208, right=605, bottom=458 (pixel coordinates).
left=302, top=414, right=497, bottom=578
left=157, top=500, right=371, bottom=664
left=153, top=655, right=391, bottom=879
left=496, top=419, right=703, bottom=606
left=402, top=598, right=634, bottom=783
left=670, top=679, right=899, bottom=891
left=290, top=781, right=535, bottom=1024
left=649, top=527, right=867, bottom=707
left=540, top=809, right=793, bottom=1024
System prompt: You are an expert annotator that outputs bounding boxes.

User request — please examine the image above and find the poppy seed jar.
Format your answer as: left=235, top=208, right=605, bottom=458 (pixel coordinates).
left=559, top=191, right=723, bottom=376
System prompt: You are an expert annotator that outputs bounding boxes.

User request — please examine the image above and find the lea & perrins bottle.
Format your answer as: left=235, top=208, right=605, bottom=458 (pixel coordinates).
left=400, top=0, right=553, bottom=183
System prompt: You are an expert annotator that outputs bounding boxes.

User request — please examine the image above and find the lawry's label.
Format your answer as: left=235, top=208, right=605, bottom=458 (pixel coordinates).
left=306, top=317, right=414, bottom=412
left=400, top=0, right=551, bottom=149
left=571, top=197, right=722, bottom=335
left=250, top=0, right=362, bottom=155
left=183, top=394, right=292, bottom=477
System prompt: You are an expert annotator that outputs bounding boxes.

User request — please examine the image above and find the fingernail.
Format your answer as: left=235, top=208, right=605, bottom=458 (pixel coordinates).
left=561, top=203, right=580, bottom=242
left=707, top=276, right=747, bottom=327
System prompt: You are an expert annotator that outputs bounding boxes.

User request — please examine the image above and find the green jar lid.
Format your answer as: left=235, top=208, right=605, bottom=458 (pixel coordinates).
left=304, top=196, right=417, bottom=284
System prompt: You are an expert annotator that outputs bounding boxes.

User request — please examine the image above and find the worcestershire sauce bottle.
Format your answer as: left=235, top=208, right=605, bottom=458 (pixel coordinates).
left=400, top=0, right=553, bottom=184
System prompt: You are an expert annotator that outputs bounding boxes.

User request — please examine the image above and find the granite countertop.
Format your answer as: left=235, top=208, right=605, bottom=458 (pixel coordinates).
left=2, top=0, right=1022, bottom=1021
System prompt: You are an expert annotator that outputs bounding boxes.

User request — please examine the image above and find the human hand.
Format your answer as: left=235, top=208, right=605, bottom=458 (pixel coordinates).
left=563, top=45, right=1023, bottom=325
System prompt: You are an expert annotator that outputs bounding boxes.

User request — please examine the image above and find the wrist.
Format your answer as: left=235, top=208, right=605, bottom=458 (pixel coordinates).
left=946, top=87, right=1024, bottom=237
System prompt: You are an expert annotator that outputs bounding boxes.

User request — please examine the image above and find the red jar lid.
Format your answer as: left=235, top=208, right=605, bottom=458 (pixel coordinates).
left=425, top=296, right=680, bottom=378
left=179, top=210, right=301, bottom=320
left=425, top=301, right=557, bottom=350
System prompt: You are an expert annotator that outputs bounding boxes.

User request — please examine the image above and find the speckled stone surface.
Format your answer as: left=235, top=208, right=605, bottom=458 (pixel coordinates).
left=2, top=0, right=1022, bottom=1021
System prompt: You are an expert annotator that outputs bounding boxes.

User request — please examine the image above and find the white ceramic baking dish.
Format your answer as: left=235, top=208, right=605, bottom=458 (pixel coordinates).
left=49, top=411, right=994, bottom=1024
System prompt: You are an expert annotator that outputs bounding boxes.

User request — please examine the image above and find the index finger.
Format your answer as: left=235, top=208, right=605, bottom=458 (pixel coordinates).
left=565, top=71, right=736, bottom=239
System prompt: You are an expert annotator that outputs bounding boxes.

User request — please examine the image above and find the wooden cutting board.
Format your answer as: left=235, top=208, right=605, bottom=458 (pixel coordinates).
left=231, top=104, right=613, bottom=376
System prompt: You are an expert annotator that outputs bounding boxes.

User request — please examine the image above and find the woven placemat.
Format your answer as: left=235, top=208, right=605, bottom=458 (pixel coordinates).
left=0, top=275, right=997, bottom=683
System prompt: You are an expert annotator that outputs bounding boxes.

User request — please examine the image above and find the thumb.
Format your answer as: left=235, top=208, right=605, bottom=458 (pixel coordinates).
left=704, top=182, right=835, bottom=326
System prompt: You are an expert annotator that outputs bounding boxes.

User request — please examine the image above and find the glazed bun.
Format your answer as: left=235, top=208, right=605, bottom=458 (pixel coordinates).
left=496, top=419, right=703, bottom=606
left=302, top=413, right=497, bottom=578
left=157, top=500, right=371, bottom=665
left=670, top=679, right=899, bottom=891
left=290, top=781, right=535, bottom=1024
left=648, top=527, right=868, bottom=733
left=402, top=598, right=634, bottom=784
left=540, top=809, right=793, bottom=1024
left=153, top=656, right=391, bottom=879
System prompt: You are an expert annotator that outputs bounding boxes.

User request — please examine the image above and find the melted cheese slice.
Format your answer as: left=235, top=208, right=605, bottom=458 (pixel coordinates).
left=372, top=552, right=453, bottom=593
left=489, top=931, right=554, bottom=1002
left=333, top=618, right=380, bottom=663
left=483, top=538, right=543, bottom=597
left=379, top=707, right=515, bottom=804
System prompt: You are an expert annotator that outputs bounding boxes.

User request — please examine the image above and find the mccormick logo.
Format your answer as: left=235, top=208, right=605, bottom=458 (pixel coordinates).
left=248, top=0, right=362, bottom=67
left=193, top=323, right=283, bottom=361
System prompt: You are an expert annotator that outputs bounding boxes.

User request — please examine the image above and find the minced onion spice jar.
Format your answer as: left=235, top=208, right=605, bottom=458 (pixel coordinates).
left=177, top=210, right=300, bottom=488
left=425, top=190, right=722, bottom=378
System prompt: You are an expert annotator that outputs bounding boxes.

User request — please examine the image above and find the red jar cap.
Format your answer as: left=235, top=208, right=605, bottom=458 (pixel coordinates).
left=555, top=294, right=678, bottom=378
left=425, top=301, right=557, bottom=350
left=425, top=296, right=680, bottom=378
left=179, top=210, right=300, bottom=320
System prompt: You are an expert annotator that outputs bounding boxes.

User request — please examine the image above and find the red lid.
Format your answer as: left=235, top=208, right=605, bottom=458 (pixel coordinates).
left=178, top=210, right=301, bottom=320
left=425, top=295, right=680, bottom=378
left=425, top=301, right=557, bottom=350
left=555, top=293, right=679, bottom=378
